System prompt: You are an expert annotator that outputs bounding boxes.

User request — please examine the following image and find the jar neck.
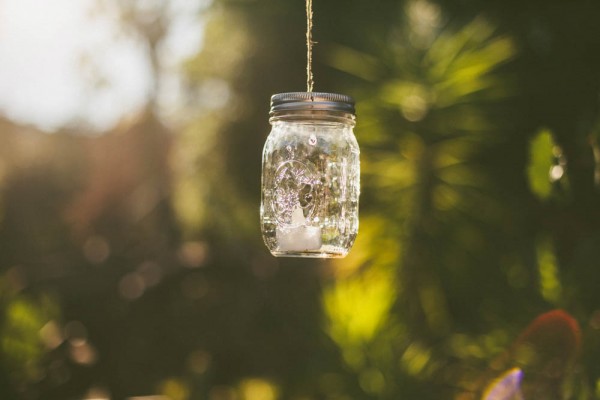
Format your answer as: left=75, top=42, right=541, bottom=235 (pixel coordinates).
left=269, top=110, right=356, bottom=126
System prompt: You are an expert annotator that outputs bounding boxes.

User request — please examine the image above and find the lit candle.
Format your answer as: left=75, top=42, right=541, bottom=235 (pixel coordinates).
left=277, top=206, right=322, bottom=252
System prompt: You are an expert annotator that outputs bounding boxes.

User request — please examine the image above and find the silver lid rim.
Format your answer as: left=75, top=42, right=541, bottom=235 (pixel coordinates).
left=270, top=92, right=355, bottom=115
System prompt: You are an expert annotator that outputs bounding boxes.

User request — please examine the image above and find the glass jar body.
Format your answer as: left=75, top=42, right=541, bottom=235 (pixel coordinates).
left=261, top=113, right=360, bottom=258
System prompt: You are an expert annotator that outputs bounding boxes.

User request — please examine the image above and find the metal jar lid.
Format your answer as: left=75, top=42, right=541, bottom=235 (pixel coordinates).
left=270, top=92, right=355, bottom=115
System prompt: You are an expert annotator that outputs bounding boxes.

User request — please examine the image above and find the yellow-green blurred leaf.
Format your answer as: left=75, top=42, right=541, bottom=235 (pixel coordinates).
left=527, top=129, right=555, bottom=200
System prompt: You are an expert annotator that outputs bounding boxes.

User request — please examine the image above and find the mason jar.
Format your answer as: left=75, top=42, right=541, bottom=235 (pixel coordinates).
left=260, top=92, right=360, bottom=258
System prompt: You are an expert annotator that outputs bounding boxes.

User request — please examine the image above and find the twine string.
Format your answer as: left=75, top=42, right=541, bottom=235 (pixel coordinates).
left=306, top=0, right=314, bottom=93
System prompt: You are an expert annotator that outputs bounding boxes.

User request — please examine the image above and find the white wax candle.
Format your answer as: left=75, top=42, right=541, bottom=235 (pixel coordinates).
left=277, top=206, right=322, bottom=252
left=277, top=225, right=322, bottom=252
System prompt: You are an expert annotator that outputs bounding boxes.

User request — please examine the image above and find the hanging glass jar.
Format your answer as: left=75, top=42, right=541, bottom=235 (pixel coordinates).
left=260, top=92, right=360, bottom=258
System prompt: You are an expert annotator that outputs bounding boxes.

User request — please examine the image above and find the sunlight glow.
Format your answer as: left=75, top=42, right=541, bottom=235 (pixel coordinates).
left=0, top=0, right=149, bottom=130
left=0, top=0, right=204, bottom=131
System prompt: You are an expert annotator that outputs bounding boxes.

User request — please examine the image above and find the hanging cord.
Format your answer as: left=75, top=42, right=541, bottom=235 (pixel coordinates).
left=306, top=0, right=314, bottom=93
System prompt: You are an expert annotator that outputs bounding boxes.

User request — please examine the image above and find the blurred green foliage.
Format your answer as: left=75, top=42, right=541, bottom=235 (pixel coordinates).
left=1, top=0, right=600, bottom=399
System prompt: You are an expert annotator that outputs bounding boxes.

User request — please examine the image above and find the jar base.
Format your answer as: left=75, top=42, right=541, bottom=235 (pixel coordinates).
left=270, top=251, right=348, bottom=258
left=269, top=244, right=349, bottom=258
